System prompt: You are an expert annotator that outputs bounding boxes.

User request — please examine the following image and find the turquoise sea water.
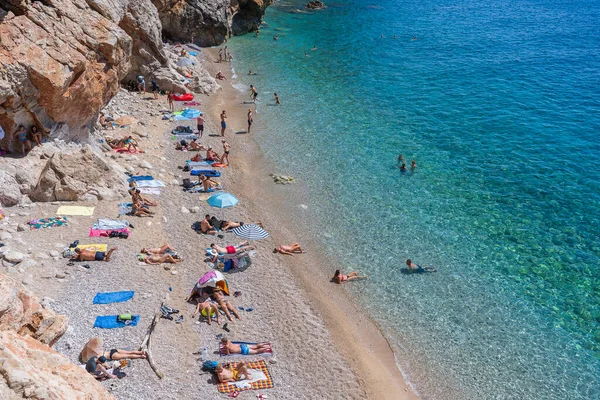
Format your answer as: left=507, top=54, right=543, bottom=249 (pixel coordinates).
left=226, top=0, right=600, bottom=398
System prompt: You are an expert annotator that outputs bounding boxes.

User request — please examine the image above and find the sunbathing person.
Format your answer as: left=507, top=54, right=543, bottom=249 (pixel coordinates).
left=210, top=242, right=254, bottom=255
left=206, top=147, right=221, bottom=162
left=139, top=253, right=182, bottom=264
left=71, top=247, right=117, bottom=262
left=132, top=189, right=157, bottom=207
left=141, top=244, right=175, bottom=254
left=192, top=300, right=221, bottom=325
left=216, top=361, right=252, bottom=383
left=85, top=355, right=117, bottom=380
left=188, top=139, right=207, bottom=151
left=216, top=71, right=227, bottom=80
left=132, top=199, right=154, bottom=217
left=273, top=243, right=304, bottom=255
left=123, top=136, right=138, bottom=152
left=220, top=338, right=271, bottom=355
left=128, top=181, right=137, bottom=197
left=199, top=174, right=220, bottom=191
left=211, top=289, right=241, bottom=322
left=332, top=269, right=367, bottom=284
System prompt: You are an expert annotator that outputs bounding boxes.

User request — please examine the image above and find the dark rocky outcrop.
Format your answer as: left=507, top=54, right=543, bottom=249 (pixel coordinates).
left=152, top=0, right=273, bottom=47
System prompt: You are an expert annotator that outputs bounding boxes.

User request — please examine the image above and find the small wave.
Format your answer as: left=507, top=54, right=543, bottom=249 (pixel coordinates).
left=232, top=83, right=248, bottom=92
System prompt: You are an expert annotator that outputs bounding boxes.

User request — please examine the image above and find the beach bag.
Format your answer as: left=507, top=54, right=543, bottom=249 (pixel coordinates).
left=183, top=178, right=193, bottom=188
left=202, top=361, right=219, bottom=372
left=117, top=313, right=133, bottom=322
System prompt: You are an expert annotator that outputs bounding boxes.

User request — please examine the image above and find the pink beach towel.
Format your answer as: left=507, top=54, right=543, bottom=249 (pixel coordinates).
left=89, top=227, right=130, bottom=237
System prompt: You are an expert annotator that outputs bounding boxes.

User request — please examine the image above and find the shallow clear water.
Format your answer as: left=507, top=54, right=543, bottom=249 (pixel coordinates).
left=226, top=0, right=600, bottom=398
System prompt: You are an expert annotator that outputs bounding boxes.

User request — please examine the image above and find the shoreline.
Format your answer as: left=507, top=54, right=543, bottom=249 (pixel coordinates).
left=204, top=47, right=418, bottom=399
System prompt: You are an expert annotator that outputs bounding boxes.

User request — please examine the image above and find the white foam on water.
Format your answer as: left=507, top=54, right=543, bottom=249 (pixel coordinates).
left=232, top=83, right=248, bottom=92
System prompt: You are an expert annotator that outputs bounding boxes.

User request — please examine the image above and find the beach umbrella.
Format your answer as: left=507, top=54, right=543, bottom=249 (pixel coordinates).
left=80, top=337, right=103, bottom=363
left=198, top=270, right=229, bottom=295
left=207, top=193, right=239, bottom=208
left=176, top=57, right=195, bottom=67
left=232, top=224, right=269, bottom=240
left=114, top=115, right=137, bottom=126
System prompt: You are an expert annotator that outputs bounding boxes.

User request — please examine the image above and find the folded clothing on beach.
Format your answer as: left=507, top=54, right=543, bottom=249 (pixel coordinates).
left=217, top=360, right=273, bottom=393
left=135, top=180, right=165, bottom=188
left=139, top=187, right=161, bottom=195
left=219, top=342, right=273, bottom=357
left=172, top=125, right=194, bottom=134
left=93, top=291, right=135, bottom=305
left=77, top=244, right=108, bottom=252
left=190, top=169, right=221, bottom=177
left=128, top=175, right=154, bottom=182
left=118, top=202, right=133, bottom=216
left=93, top=315, right=139, bottom=329
left=28, top=217, right=68, bottom=229
left=56, top=206, right=95, bottom=216
left=89, top=227, right=130, bottom=237
left=184, top=186, right=221, bottom=194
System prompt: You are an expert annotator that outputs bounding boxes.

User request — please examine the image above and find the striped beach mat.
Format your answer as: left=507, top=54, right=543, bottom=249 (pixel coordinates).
left=217, top=360, right=274, bottom=393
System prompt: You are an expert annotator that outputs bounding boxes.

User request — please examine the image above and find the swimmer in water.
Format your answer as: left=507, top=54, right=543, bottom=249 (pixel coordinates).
left=273, top=35, right=278, bottom=41
left=312, top=45, right=317, bottom=50
left=304, top=53, right=309, bottom=57
left=412, top=36, right=418, bottom=40
left=411, top=160, right=417, bottom=170
left=248, top=70, right=257, bottom=75
left=397, top=154, right=404, bottom=163
left=400, top=163, right=408, bottom=172
left=406, top=259, right=436, bottom=273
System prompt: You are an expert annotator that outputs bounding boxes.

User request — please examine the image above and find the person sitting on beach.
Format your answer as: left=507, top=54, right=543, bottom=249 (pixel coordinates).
left=192, top=300, right=221, bottom=325
left=216, top=361, right=252, bottom=383
left=211, top=288, right=241, bottom=322
left=405, top=259, right=436, bottom=273
left=123, top=136, right=138, bottom=152
left=99, top=113, right=114, bottom=130
left=206, top=147, right=220, bottom=161
left=132, top=189, right=157, bottom=207
left=199, top=174, right=220, bottom=191
left=138, top=253, right=183, bottom=264
left=210, top=242, right=254, bottom=255
left=141, top=244, right=175, bottom=254
left=128, top=181, right=137, bottom=197
left=71, top=247, right=118, bottom=262
left=132, top=199, right=155, bottom=217
left=13, top=125, right=32, bottom=155
left=85, top=349, right=147, bottom=380
left=332, top=269, right=367, bottom=284
left=411, top=160, right=417, bottom=170
left=216, top=71, right=227, bottom=80
left=188, top=139, right=207, bottom=151
left=221, top=139, right=231, bottom=165
left=221, top=338, right=271, bottom=356
left=30, top=126, right=43, bottom=146
left=273, top=243, right=304, bottom=255
left=201, top=214, right=217, bottom=235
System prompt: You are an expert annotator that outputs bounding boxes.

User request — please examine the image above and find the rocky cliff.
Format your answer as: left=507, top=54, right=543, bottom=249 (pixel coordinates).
left=152, top=0, right=273, bottom=46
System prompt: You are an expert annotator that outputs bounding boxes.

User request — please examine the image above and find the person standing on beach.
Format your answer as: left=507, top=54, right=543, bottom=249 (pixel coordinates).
left=221, top=139, right=231, bottom=165
left=167, top=93, right=174, bottom=112
left=197, top=114, right=205, bottom=139
left=218, top=49, right=223, bottom=62
left=220, top=110, right=227, bottom=136
left=224, top=46, right=228, bottom=60
left=250, top=85, right=258, bottom=103
left=274, top=93, right=280, bottom=105
left=247, top=109, right=253, bottom=134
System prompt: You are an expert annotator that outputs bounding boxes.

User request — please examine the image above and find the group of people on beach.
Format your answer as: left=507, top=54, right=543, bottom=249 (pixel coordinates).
left=128, top=181, right=157, bottom=217
left=0, top=124, right=45, bottom=156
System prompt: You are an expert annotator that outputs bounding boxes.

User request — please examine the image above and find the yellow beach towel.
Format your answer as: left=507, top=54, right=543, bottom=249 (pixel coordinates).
left=56, top=206, right=95, bottom=216
left=76, top=244, right=108, bottom=252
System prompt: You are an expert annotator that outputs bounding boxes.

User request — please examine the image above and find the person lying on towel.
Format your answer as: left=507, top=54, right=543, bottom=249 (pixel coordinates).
left=85, top=349, right=146, bottom=380
left=138, top=253, right=183, bottom=264
left=221, top=338, right=271, bottom=355
left=140, top=243, right=176, bottom=254
left=201, top=215, right=243, bottom=235
left=273, top=243, right=304, bottom=255
left=72, top=247, right=117, bottom=262
left=210, top=242, right=254, bottom=256
left=216, top=361, right=252, bottom=383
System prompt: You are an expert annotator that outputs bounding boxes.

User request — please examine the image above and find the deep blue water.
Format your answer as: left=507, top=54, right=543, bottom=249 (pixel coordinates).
left=226, top=0, right=600, bottom=398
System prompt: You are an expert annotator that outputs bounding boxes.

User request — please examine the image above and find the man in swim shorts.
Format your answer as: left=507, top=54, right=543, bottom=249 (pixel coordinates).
left=210, top=242, right=254, bottom=255
left=220, top=338, right=271, bottom=355
left=71, top=247, right=118, bottom=262
left=247, top=109, right=253, bottom=134
left=220, top=110, right=227, bottom=136
left=196, top=115, right=204, bottom=138
left=221, top=139, right=231, bottom=165
left=249, top=85, right=258, bottom=103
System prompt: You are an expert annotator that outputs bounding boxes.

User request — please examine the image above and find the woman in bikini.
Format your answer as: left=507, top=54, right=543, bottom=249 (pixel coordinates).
left=13, top=125, right=32, bottom=155
left=30, top=126, right=43, bottom=146
left=332, top=269, right=367, bottom=284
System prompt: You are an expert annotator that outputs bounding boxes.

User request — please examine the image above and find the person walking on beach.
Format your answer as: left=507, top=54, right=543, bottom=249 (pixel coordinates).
left=274, top=92, right=280, bottom=105
left=167, top=93, right=175, bottom=112
left=218, top=48, right=223, bottom=62
left=250, top=85, right=258, bottom=103
left=221, top=139, right=231, bottom=165
left=220, top=110, right=227, bottom=136
left=247, top=109, right=253, bottom=134
left=196, top=114, right=204, bottom=138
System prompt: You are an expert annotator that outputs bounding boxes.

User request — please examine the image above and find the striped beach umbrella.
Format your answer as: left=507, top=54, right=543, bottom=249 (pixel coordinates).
left=232, top=224, right=269, bottom=240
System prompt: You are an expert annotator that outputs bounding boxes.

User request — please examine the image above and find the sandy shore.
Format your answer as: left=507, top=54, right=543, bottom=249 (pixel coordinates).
left=0, top=43, right=417, bottom=399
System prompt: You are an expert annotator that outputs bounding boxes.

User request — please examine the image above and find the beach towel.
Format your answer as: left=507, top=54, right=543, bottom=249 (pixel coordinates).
left=135, top=180, right=165, bottom=188
left=93, top=291, right=135, bottom=304
left=139, top=187, right=161, bottom=195
left=219, top=342, right=273, bottom=358
left=28, top=217, right=68, bottom=229
left=93, top=315, right=139, bottom=329
left=77, top=244, right=108, bottom=252
left=89, top=227, right=130, bottom=237
left=183, top=101, right=201, bottom=106
left=128, top=175, right=154, bottom=182
left=186, top=160, right=214, bottom=167
left=190, top=170, right=220, bottom=177
left=172, top=134, right=198, bottom=141
left=217, top=360, right=274, bottom=393
left=95, top=219, right=129, bottom=230
left=184, top=186, right=221, bottom=194
left=118, top=202, right=133, bottom=216
left=56, top=206, right=95, bottom=216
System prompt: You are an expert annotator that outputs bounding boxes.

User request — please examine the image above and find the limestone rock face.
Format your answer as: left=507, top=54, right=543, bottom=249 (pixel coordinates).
left=151, top=0, right=273, bottom=46
left=0, top=0, right=168, bottom=142
left=0, top=330, right=114, bottom=400
left=0, top=274, right=68, bottom=347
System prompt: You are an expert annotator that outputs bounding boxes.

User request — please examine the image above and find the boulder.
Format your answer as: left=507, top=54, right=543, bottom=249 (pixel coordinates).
left=0, top=274, right=68, bottom=346
left=3, top=251, right=24, bottom=263
left=0, top=170, right=22, bottom=207
left=0, top=330, right=114, bottom=399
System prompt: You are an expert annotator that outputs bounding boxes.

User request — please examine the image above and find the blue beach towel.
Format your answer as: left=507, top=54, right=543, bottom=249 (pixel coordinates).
left=128, top=175, right=154, bottom=182
left=118, top=202, right=132, bottom=216
left=93, top=291, right=135, bottom=304
left=93, top=315, right=140, bottom=329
